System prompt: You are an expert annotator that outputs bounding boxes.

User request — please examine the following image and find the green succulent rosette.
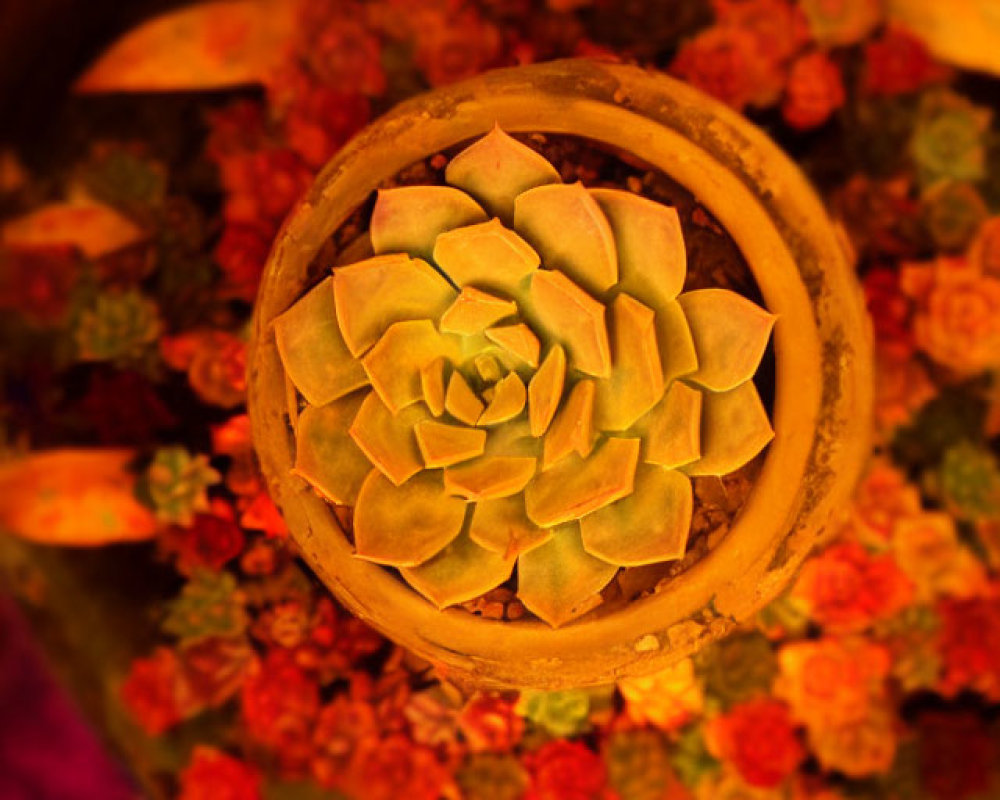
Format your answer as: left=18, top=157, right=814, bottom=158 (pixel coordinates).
left=274, top=128, right=776, bottom=627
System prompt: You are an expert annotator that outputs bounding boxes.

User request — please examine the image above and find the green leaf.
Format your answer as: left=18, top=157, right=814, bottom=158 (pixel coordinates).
left=639, top=381, right=702, bottom=470
left=274, top=277, right=368, bottom=407
left=514, top=182, right=618, bottom=296
left=517, top=523, right=617, bottom=627
left=333, top=253, right=457, bottom=357
left=580, top=465, right=692, bottom=566
left=594, top=293, right=665, bottom=431
left=444, top=456, right=537, bottom=501
left=469, top=494, right=551, bottom=558
left=525, top=438, right=641, bottom=527
left=677, top=289, right=775, bottom=392
left=361, top=319, right=462, bottom=414
left=370, top=186, right=487, bottom=261
left=293, top=392, right=371, bottom=505
left=349, top=392, right=429, bottom=485
left=683, top=381, right=773, bottom=476
left=591, top=188, right=686, bottom=307
left=433, top=218, right=539, bottom=295
left=400, top=523, right=515, bottom=608
left=526, top=270, right=610, bottom=378
left=353, top=469, right=467, bottom=566
left=445, top=126, right=562, bottom=223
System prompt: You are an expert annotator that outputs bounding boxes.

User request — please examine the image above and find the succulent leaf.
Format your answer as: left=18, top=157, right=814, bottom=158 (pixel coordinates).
left=420, top=356, right=447, bottom=417
left=293, top=392, right=371, bottom=505
left=440, top=287, right=517, bottom=335
left=415, top=419, right=487, bottom=468
left=361, top=319, right=461, bottom=414
left=594, top=294, right=665, bottom=431
left=683, top=381, right=773, bottom=476
left=444, top=456, right=538, bottom=501
left=445, top=126, right=562, bottom=222
left=590, top=188, right=686, bottom=307
left=433, top=219, right=540, bottom=295
left=528, top=344, right=567, bottom=438
left=655, top=299, right=699, bottom=386
left=274, top=277, right=368, bottom=407
left=527, top=270, right=611, bottom=378
left=400, top=523, right=516, bottom=608
left=349, top=392, right=430, bottom=485
left=640, top=382, right=703, bottom=470
left=517, top=523, right=618, bottom=627
left=580, top=465, right=693, bottom=565
left=479, top=373, right=527, bottom=426
left=525, top=438, right=641, bottom=527
left=333, top=254, right=457, bottom=357
left=469, top=494, right=552, bottom=558
left=485, top=323, right=540, bottom=368
left=543, top=379, right=596, bottom=468
left=514, top=182, right=619, bottom=295
left=371, top=186, right=487, bottom=261
left=353, top=469, right=467, bottom=566
left=446, top=370, right=486, bottom=425
left=678, top=289, right=776, bottom=392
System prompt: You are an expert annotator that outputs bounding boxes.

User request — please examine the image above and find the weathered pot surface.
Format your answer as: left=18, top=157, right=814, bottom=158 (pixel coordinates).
left=249, top=58, right=873, bottom=690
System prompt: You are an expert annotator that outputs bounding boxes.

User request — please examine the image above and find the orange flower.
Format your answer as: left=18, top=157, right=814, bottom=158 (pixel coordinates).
left=873, top=344, right=936, bottom=440
left=968, top=215, right=1000, bottom=279
left=618, top=658, right=703, bottom=732
left=776, top=637, right=889, bottom=728
left=849, top=459, right=922, bottom=545
left=671, top=26, right=785, bottom=111
left=912, top=265, right=1000, bottom=375
left=705, top=699, right=804, bottom=788
left=179, top=747, right=261, bottom=800
left=343, top=735, right=451, bottom=800
left=782, top=51, right=846, bottom=130
left=807, top=706, right=896, bottom=778
left=793, top=542, right=913, bottom=632
left=892, top=512, right=987, bottom=602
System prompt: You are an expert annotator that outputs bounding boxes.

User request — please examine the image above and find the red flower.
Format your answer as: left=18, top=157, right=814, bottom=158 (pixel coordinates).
left=412, top=7, right=502, bottom=87
left=163, top=508, right=245, bottom=575
left=782, top=51, right=846, bottom=130
left=342, top=735, right=450, bottom=800
left=205, top=100, right=268, bottom=163
left=0, top=244, right=80, bottom=325
left=296, top=8, right=386, bottom=96
left=794, top=542, right=913, bottom=632
left=706, top=699, right=805, bottom=788
left=917, top=712, right=994, bottom=800
left=863, top=267, right=913, bottom=351
left=241, top=649, right=320, bottom=769
left=671, top=26, right=785, bottom=112
left=311, top=694, right=379, bottom=787
left=178, top=747, right=261, bottom=800
left=272, top=69, right=372, bottom=168
left=712, top=0, right=811, bottom=66
left=160, top=329, right=247, bottom=408
left=120, top=647, right=185, bottom=735
left=864, top=26, right=949, bottom=96
left=523, top=740, right=608, bottom=800
left=458, top=693, right=525, bottom=753
left=180, top=635, right=254, bottom=709
left=214, top=222, right=271, bottom=303
left=239, top=491, right=289, bottom=539
left=833, top=174, right=923, bottom=259
left=217, top=148, right=312, bottom=229
left=937, top=591, right=1000, bottom=700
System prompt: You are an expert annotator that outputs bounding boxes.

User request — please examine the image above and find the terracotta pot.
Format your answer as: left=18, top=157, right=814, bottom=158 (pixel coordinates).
left=249, top=59, right=872, bottom=690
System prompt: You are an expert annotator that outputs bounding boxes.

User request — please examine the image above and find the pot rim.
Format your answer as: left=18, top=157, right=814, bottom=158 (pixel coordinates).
left=249, top=58, right=873, bottom=689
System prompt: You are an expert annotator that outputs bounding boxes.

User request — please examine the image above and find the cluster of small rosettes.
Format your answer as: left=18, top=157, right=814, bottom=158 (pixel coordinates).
left=275, top=127, right=775, bottom=626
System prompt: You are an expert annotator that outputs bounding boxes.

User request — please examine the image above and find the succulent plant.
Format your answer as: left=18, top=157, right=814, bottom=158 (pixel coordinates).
left=276, top=127, right=775, bottom=627
left=142, top=445, right=221, bottom=525
left=75, top=288, right=162, bottom=363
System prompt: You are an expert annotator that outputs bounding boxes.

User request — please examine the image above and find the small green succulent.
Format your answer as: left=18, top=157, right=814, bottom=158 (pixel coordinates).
left=75, top=288, right=162, bottom=363
left=163, top=569, right=248, bottom=644
left=604, top=729, right=675, bottom=800
left=516, top=688, right=593, bottom=738
left=276, top=127, right=775, bottom=626
left=142, top=445, right=220, bottom=525
left=910, top=90, right=991, bottom=187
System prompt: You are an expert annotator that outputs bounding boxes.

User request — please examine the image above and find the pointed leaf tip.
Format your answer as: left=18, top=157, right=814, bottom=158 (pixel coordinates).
left=445, top=126, right=562, bottom=223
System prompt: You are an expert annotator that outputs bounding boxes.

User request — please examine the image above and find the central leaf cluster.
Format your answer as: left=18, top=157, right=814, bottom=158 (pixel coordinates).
left=275, top=128, right=776, bottom=626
